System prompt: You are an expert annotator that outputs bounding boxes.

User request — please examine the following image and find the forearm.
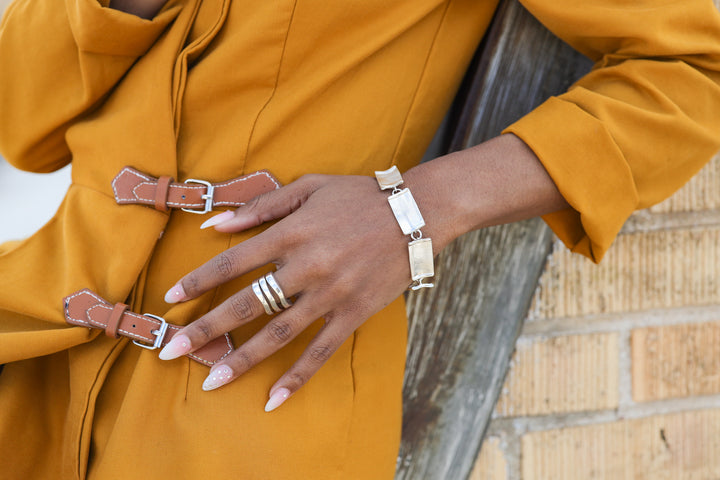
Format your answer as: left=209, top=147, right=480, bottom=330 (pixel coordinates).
left=109, top=0, right=168, bottom=19
left=404, top=134, right=569, bottom=252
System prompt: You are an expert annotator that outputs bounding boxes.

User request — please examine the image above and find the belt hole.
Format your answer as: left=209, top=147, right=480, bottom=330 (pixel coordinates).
left=181, top=195, right=186, bottom=199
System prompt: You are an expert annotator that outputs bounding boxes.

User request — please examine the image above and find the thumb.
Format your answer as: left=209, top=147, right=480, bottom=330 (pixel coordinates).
left=201, top=175, right=322, bottom=232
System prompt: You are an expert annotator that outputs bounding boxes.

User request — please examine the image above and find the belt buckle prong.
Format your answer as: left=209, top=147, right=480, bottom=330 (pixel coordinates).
left=132, top=313, right=169, bottom=350
left=181, top=178, right=215, bottom=214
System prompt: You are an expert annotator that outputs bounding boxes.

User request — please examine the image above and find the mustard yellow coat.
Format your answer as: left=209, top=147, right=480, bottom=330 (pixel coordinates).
left=1, top=0, right=719, bottom=478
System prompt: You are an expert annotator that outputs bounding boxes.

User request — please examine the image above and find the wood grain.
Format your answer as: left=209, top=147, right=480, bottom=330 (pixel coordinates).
left=397, top=1, right=592, bottom=478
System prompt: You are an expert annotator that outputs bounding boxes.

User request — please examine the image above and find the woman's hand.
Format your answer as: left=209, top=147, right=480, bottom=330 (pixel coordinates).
left=156, top=134, right=569, bottom=411
left=158, top=173, right=430, bottom=411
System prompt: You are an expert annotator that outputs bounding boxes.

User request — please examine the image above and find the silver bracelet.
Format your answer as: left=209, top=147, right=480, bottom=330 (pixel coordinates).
left=374, top=166, right=434, bottom=290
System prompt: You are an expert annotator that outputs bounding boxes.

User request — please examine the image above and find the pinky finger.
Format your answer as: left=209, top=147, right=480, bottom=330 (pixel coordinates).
left=264, top=320, right=348, bottom=412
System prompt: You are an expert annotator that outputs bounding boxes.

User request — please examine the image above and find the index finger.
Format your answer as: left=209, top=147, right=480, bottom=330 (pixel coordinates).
left=164, top=231, right=281, bottom=303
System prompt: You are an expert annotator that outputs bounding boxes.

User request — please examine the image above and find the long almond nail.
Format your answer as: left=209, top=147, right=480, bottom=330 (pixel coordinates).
left=264, top=387, right=291, bottom=412
left=158, top=334, right=191, bottom=360
left=202, top=365, right=234, bottom=391
left=200, top=210, right=234, bottom=230
left=164, top=283, right=186, bottom=303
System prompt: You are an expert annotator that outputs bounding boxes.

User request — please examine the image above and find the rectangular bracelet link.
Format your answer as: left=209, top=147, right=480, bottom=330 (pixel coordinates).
left=409, top=238, right=434, bottom=287
left=374, top=165, right=435, bottom=290
left=387, top=188, right=426, bottom=235
left=375, top=166, right=404, bottom=190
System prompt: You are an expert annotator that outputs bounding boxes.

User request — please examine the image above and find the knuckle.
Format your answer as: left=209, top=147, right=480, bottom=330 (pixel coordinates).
left=245, top=193, right=265, bottom=212
left=231, top=349, right=256, bottom=372
left=331, top=280, right=354, bottom=299
left=299, top=173, right=325, bottom=186
left=308, top=343, right=334, bottom=363
left=297, top=173, right=319, bottom=185
left=182, top=274, right=201, bottom=297
left=288, top=371, right=307, bottom=388
left=228, top=295, right=255, bottom=321
left=283, top=224, right=312, bottom=248
left=243, top=193, right=276, bottom=224
left=266, top=320, right=294, bottom=344
left=296, top=174, right=323, bottom=198
left=195, top=319, right=216, bottom=341
left=212, top=252, right=236, bottom=279
left=304, top=257, right=330, bottom=279
left=246, top=192, right=271, bottom=216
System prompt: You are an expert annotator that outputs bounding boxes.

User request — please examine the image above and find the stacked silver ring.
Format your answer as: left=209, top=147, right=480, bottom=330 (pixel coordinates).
left=251, top=273, right=293, bottom=315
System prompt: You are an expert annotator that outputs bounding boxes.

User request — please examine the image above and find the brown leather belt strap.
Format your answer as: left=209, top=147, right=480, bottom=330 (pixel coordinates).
left=105, top=302, right=128, bottom=338
left=63, top=289, right=233, bottom=367
left=112, top=166, right=282, bottom=213
left=154, top=175, right=173, bottom=212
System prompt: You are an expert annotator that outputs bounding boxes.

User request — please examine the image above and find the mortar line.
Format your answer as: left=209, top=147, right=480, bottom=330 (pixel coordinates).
left=520, top=304, right=720, bottom=339
left=617, top=329, right=634, bottom=409
left=620, top=210, right=720, bottom=234
left=501, top=431, right=521, bottom=480
left=486, top=393, right=720, bottom=436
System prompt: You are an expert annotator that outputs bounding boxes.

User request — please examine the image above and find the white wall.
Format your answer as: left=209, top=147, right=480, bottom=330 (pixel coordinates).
left=0, top=160, right=71, bottom=243
left=0, top=0, right=72, bottom=243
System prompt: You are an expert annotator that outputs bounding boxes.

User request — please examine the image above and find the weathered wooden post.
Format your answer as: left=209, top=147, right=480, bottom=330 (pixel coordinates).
left=397, top=1, right=592, bottom=478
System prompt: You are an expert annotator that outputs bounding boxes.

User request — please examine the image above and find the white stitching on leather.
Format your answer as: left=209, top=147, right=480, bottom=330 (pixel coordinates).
left=213, top=170, right=281, bottom=189
left=213, top=171, right=280, bottom=206
left=131, top=182, right=206, bottom=206
left=112, top=168, right=280, bottom=208
left=71, top=294, right=233, bottom=365
left=112, top=167, right=154, bottom=202
left=186, top=333, right=233, bottom=365
left=86, top=304, right=155, bottom=343
left=64, top=290, right=107, bottom=326
left=131, top=181, right=156, bottom=202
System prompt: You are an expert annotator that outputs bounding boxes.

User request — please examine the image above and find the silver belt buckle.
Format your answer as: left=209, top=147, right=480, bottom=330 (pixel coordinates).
left=132, top=314, right=169, bottom=350
left=181, top=178, right=215, bottom=214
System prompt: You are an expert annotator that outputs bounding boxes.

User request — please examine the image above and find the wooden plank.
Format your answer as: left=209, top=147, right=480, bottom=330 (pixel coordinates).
left=397, top=1, right=592, bottom=478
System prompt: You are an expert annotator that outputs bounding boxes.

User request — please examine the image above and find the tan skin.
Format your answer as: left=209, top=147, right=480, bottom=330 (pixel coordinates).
left=109, top=3, right=570, bottom=410
left=109, top=0, right=168, bottom=19
left=160, top=135, right=570, bottom=409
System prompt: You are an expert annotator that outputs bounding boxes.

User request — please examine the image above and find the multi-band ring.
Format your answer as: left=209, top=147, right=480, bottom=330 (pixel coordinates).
left=252, top=272, right=293, bottom=315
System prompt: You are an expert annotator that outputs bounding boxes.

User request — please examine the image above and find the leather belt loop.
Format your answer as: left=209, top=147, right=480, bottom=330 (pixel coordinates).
left=105, top=302, right=128, bottom=338
left=112, top=166, right=282, bottom=212
left=154, top=175, right=173, bottom=212
left=63, top=289, right=234, bottom=367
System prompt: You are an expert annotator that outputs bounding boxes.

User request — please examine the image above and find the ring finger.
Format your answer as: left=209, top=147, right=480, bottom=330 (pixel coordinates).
left=200, top=294, right=328, bottom=391
left=158, top=268, right=301, bottom=359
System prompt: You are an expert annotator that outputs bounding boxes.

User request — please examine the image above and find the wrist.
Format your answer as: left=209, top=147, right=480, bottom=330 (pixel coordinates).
left=401, top=134, right=569, bottom=252
left=401, top=162, right=467, bottom=254
left=374, top=167, right=436, bottom=290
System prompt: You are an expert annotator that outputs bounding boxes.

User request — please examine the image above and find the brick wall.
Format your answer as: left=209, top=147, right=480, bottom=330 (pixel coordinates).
left=470, top=153, right=720, bottom=480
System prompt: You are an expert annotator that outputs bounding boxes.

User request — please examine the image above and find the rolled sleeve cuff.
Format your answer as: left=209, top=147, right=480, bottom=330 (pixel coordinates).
left=65, top=0, right=181, bottom=57
left=503, top=96, right=639, bottom=263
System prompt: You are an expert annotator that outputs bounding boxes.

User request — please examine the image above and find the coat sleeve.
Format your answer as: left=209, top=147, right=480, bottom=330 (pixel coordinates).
left=503, top=0, right=720, bottom=262
left=0, top=0, right=180, bottom=172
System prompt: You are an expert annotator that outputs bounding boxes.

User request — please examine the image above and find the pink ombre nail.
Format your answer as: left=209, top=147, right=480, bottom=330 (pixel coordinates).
left=200, top=210, right=234, bottom=230
left=264, top=387, right=291, bottom=412
left=158, top=334, right=192, bottom=360
left=164, top=283, right=186, bottom=303
left=202, top=365, right=234, bottom=391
